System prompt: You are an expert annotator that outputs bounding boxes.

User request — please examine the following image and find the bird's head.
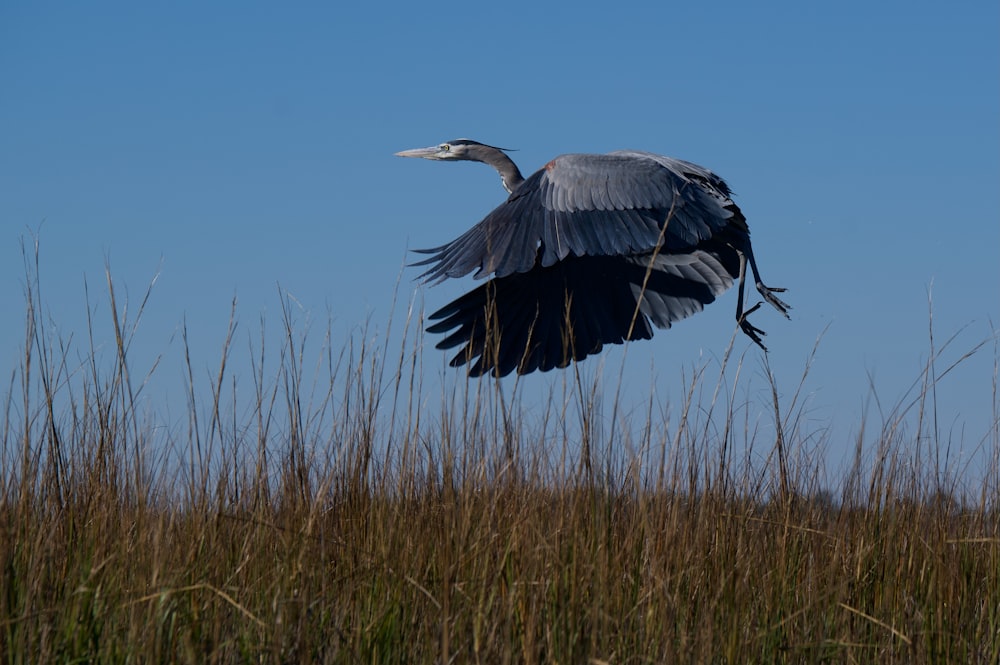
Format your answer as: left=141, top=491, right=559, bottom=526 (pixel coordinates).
left=394, top=139, right=509, bottom=162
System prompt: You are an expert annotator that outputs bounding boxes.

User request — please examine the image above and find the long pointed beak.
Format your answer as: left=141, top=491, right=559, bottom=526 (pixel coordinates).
left=394, top=145, right=440, bottom=159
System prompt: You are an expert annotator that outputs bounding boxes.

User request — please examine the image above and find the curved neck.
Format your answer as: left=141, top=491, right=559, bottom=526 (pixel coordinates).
left=471, top=146, right=524, bottom=194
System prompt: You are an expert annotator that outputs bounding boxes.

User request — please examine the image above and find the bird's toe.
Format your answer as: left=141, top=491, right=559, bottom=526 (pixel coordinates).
left=757, top=283, right=791, bottom=318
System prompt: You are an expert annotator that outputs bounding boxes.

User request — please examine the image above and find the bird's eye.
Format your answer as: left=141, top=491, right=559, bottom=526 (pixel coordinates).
left=440, top=144, right=450, bottom=152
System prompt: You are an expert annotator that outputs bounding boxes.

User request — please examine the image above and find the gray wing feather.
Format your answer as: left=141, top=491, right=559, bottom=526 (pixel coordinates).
left=425, top=247, right=738, bottom=377
left=415, top=151, right=744, bottom=283
left=630, top=251, right=735, bottom=328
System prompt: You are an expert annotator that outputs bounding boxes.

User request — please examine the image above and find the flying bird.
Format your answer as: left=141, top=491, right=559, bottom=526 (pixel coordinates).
left=396, top=139, right=789, bottom=377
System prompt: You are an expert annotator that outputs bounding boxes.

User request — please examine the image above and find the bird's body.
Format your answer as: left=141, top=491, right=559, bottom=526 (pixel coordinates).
left=396, top=139, right=789, bottom=377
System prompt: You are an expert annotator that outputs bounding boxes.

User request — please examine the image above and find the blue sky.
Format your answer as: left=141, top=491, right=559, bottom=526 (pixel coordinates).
left=2, top=1, right=998, bottom=479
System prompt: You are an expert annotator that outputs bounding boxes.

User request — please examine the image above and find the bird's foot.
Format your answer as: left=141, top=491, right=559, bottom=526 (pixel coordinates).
left=757, top=283, right=791, bottom=319
left=737, top=302, right=769, bottom=351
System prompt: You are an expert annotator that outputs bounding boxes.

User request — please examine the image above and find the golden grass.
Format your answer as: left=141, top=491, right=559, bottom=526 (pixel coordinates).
left=1, top=243, right=998, bottom=663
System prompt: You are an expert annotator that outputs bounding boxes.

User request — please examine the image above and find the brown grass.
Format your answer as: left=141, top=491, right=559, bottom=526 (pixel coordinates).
left=1, top=241, right=998, bottom=663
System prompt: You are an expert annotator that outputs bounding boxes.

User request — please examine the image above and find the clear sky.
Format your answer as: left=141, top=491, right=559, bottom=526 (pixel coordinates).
left=2, top=1, right=998, bottom=482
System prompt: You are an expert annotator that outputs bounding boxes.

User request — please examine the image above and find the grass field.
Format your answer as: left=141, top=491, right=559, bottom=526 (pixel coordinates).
left=2, top=252, right=998, bottom=663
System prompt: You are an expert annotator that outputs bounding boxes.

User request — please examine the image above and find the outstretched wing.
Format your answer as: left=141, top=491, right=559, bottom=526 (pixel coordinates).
left=426, top=244, right=740, bottom=377
left=414, top=151, right=748, bottom=283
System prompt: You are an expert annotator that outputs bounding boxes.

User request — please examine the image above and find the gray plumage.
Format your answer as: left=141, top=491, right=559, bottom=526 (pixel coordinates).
left=396, top=139, right=789, bottom=377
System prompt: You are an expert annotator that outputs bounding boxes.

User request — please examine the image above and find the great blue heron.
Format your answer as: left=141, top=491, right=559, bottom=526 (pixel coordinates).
left=396, top=139, right=789, bottom=377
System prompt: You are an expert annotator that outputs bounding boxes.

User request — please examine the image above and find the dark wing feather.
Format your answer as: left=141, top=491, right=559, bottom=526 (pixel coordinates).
left=426, top=246, right=740, bottom=377
left=415, top=151, right=748, bottom=283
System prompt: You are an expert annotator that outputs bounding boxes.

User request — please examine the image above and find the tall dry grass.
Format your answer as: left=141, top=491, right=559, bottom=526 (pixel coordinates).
left=1, top=241, right=998, bottom=663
